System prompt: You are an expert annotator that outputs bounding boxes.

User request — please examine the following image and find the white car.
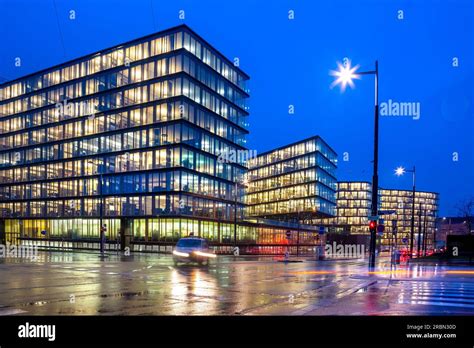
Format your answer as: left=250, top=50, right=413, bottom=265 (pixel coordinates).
left=172, top=237, right=216, bottom=266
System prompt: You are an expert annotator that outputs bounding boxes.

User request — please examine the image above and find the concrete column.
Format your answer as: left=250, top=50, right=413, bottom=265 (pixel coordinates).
left=0, top=219, right=5, bottom=244
left=120, top=218, right=132, bottom=251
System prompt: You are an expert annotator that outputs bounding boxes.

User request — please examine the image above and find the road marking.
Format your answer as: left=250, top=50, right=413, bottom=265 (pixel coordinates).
left=394, top=280, right=474, bottom=310
left=290, top=280, right=377, bottom=315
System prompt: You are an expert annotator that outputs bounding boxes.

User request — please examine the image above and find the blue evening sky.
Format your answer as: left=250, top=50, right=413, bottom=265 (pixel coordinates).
left=0, top=0, right=472, bottom=215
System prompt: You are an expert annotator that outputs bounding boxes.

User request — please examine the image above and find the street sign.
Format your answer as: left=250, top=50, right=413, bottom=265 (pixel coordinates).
left=377, top=224, right=385, bottom=233
left=402, top=237, right=408, bottom=244
left=318, top=226, right=325, bottom=235
left=379, top=218, right=385, bottom=225
left=368, top=215, right=379, bottom=220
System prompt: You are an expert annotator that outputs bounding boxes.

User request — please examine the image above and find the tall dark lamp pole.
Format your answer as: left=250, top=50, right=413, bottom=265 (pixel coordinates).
left=395, top=165, right=416, bottom=258
left=330, top=60, right=380, bottom=269
left=89, top=159, right=105, bottom=255
left=368, top=61, right=379, bottom=270
left=233, top=180, right=238, bottom=247
left=417, top=203, right=423, bottom=258
left=98, top=171, right=106, bottom=255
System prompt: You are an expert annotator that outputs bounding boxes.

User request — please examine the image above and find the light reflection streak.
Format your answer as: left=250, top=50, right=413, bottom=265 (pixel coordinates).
left=290, top=271, right=335, bottom=275
left=446, top=271, right=474, bottom=275
left=288, top=268, right=474, bottom=278
left=169, top=268, right=218, bottom=314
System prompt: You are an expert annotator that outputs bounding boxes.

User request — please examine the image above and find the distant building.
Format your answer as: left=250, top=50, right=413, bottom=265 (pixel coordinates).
left=246, top=136, right=337, bottom=221
left=315, top=181, right=439, bottom=251
left=379, top=188, right=439, bottom=251
left=332, top=181, right=372, bottom=235
left=436, top=217, right=474, bottom=247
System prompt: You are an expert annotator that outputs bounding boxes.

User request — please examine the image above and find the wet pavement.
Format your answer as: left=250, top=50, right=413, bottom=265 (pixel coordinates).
left=1, top=251, right=474, bottom=315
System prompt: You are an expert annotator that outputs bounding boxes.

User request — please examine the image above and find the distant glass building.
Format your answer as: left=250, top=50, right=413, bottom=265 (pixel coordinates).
left=379, top=188, right=439, bottom=251
left=333, top=181, right=372, bottom=235
left=316, top=181, right=439, bottom=251
left=246, top=136, right=337, bottom=220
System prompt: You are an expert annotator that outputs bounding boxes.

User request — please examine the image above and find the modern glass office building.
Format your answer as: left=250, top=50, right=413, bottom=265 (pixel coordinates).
left=316, top=181, right=439, bottom=251
left=0, top=25, right=325, bottom=255
left=379, top=188, right=439, bottom=251
left=246, top=136, right=337, bottom=221
left=0, top=24, right=257, bottom=250
left=333, top=181, right=372, bottom=235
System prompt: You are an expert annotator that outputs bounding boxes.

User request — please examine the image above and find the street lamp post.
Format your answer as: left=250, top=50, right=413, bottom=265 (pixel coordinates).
left=331, top=60, right=379, bottom=269
left=233, top=180, right=238, bottom=248
left=422, top=209, right=428, bottom=256
left=417, top=203, right=422, bottom=258
left=287, top=198, right=295, bottom=257
left=289, top=170, right=310, bottom=257
left=395, top=166, right=416, bottom=258
left=396, top=198, right=405, bottom=252
left=296, top=203, right=301, bottom=257
left=99, top=171, right=105, bottom=254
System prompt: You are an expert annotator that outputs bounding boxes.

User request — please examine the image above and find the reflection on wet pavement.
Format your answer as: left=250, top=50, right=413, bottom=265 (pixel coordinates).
left=1, top=252, right=474, bottom=315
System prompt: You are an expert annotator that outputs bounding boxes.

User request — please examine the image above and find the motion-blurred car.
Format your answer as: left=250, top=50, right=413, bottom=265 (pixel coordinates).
left=172, top=237, right=216, bottom=266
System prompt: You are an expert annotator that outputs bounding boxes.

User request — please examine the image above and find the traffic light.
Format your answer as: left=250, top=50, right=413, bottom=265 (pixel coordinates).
left=369, top=220, right=376, bottom=230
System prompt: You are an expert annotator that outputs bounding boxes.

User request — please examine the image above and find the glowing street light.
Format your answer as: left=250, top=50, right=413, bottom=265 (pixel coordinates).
left=330, top=61, right=361, bottom=92
left=395, top=166, right=406, bottom=176
left=331, top=59, right=379, bottom=269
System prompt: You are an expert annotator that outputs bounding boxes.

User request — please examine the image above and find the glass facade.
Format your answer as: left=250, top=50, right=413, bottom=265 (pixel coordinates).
left=379, top=188, right=439, bottom=251
left=333, top=181, right=372, bottom=235
left=246, top=136, right=337, bottom=219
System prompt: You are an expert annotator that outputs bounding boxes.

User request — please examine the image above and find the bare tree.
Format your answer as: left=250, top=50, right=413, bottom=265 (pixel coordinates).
left=457, top=197, right=474, bottom=234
